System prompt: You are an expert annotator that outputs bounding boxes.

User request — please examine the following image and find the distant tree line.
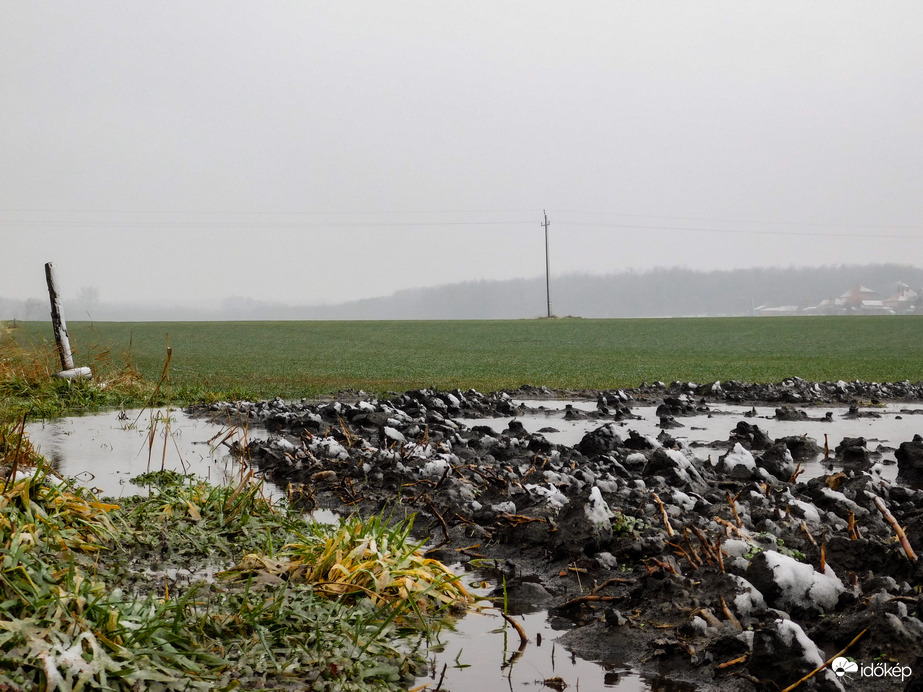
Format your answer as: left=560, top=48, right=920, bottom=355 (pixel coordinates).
left=3, top=264, right=922, bottom=322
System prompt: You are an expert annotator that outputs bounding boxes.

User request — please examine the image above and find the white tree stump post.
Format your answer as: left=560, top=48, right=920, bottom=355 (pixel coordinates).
left=45, top=262, right=92, bottom=379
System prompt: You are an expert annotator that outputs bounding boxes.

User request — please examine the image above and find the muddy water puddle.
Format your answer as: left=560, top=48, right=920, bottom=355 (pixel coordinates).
left=414, top=597, right=646, bottom=691
left=25, top=407, right=266, bottom=499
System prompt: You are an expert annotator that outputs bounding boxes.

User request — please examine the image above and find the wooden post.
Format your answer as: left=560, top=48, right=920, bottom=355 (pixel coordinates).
left=44, top=263, right=92, bottom=380
left=44, top=262, right=91, bottom=380
left=45, top=262, right=75, bottom=371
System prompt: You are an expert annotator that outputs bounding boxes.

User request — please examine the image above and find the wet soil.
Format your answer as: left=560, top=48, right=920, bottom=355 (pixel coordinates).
left=192, top=379, right=923, bottom=692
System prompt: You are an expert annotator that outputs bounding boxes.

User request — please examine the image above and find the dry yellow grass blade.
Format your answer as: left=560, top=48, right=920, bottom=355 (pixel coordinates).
left=220, top=516, right=475, bottom=615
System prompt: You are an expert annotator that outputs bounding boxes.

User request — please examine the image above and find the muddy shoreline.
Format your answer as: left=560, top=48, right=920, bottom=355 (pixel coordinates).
left=192, top=380, right=923, bottom=691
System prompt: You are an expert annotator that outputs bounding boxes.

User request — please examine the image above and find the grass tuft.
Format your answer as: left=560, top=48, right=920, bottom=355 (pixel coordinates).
left=221, top=513, right=474, bottom=615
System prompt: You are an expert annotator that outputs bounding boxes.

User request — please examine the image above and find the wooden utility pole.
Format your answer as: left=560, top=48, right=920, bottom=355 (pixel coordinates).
left=44, top=262, right=91, bottom=379
left=543, top=210, right=552, bottom=318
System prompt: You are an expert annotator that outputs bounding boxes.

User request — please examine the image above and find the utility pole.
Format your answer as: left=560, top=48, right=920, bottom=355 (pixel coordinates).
left=543, top=210, right=552, bottom=318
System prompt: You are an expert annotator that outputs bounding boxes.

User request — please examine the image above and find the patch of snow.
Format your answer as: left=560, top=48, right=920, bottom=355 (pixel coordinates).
left=662, top=448, right=703, bottom=485
left=585, top=487, right=614, bottom=527
left=819, top=487, right=862, bottom=514
left=525, top=483, right=569, bottom=510
left=717, top=443, right=756, bottom=475
left=790, top=499, right=822, bottom=526
left=405, top=443, right=435, bottom=460
left=544, top=470, right=574, bottom=486
left=492, top=501, right=516, bottom=514
left=723, top=539, right=751, bottom=559
left=273, top=437, right=297, bottom=453
left=596, top=552, right=619, bottom=570
left=670, top=490, right=696, bottom=511
left=10, top=468, right=48, bottom=485
left=595, top=479, right=619, bottom=493
left=730, top=575, right=767, bottom=618
left=763, top=550, right=843, bottom=612
left=456, top=484, right=477, bottom=502
left=310, top=437, right=349, bottom=460
left=383, top=426, right=406, bottom=444
left=774, top=619, right=843, bottom=690
left=421, top=456, right=451, bottom=479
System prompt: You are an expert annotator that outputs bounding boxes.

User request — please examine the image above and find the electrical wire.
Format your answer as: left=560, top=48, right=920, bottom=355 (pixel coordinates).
left=548, top=208, right=923, bottom=232
left=563, top=221, right=923, bottom=240
left=0, top=208, right=920, bottom=239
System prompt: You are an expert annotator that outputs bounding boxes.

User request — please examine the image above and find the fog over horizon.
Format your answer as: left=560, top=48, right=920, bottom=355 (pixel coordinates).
left=4, top=263, right=922, bottom=322
left=3, top=3, right=922, bottom=308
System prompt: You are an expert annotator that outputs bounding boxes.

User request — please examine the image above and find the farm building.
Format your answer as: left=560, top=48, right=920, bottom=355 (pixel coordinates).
left=756, top=282, right=921, bottom=316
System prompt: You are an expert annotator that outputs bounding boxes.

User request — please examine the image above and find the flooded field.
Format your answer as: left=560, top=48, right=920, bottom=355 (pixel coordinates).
left=26, top=407, right=253, bottom=498
left=24, top=397, right=923, bottom=691
left=25, top=404, right=652, bottom=690
left=464, top=399, right=923, bottom=486
left=29, top=400, right=921, bottom=498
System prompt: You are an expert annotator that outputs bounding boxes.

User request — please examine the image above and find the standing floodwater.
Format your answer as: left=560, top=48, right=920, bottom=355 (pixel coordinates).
left=25, top=408, right=263, bottom=498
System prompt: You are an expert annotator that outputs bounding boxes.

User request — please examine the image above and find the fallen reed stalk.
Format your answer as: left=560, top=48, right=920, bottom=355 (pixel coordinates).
left=651, top=492, right=675, bottom=536
left=873, top=496, right=918, bottom=562
left=779, top=628, right=868, bottom=692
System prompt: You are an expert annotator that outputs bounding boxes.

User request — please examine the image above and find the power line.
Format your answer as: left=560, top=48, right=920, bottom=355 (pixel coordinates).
left=564, top=221, right=923, bottom=240
left=3, top=206, right=921, bottom=233
left=0, top=211, right=919, bottom=239
left=0, top=207, right=536, bottom=216
left=549, top=208, right=923, bottom=232
left=0, top=219, right=534, bottom=229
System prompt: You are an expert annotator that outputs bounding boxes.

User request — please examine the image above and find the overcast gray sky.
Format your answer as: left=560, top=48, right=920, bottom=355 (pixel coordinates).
left=2, top=2, right=922, bottom=308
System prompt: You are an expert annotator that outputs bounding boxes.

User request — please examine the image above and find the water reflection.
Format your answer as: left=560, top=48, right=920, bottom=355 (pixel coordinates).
left=413, top=604, right=648, bottom=691
left=25, top=408, right=278, bottom=500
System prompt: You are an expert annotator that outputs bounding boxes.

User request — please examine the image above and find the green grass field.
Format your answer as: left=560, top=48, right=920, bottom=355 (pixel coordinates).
left=7, top=316, right=923, bottom=402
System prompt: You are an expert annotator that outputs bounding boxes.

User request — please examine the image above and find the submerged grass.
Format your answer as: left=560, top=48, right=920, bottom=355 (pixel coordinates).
left=0, top=442, right=471, bottom=690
